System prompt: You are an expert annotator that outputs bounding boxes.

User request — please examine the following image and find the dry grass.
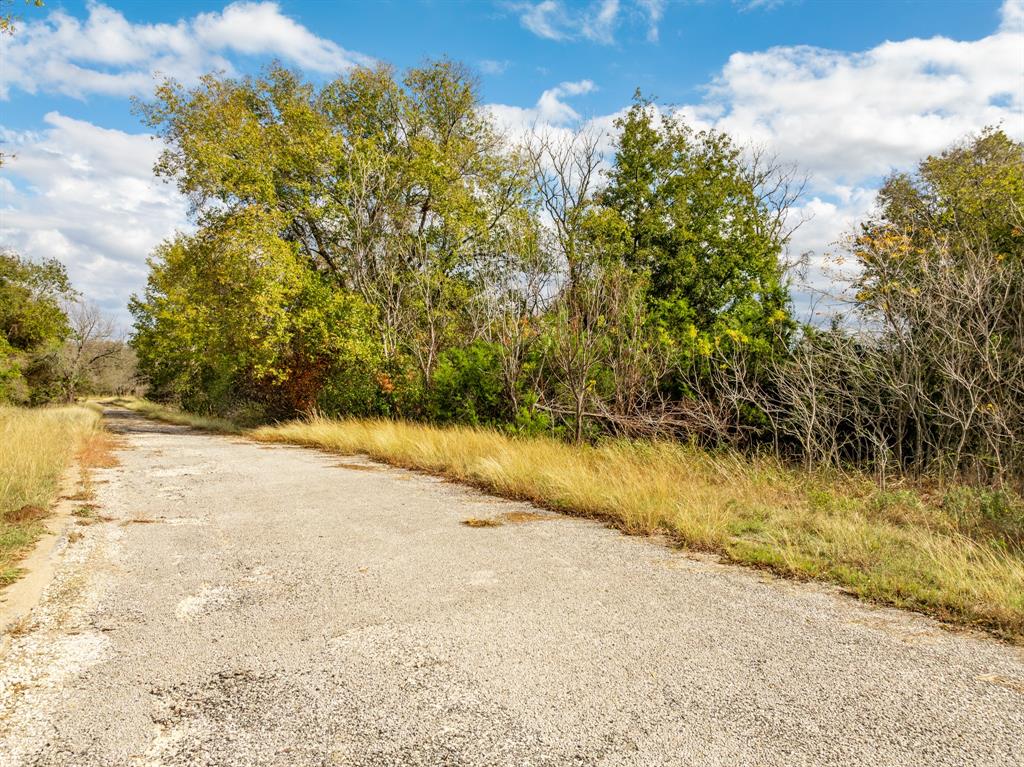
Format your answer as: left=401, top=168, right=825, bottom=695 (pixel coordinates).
left=0, top=405, right=101, bottom=586
left=80, top=429, right=122, bottom=469
left=105, top=396, right=242, bottom=433
left=251, top=415, right=1024, bottom=641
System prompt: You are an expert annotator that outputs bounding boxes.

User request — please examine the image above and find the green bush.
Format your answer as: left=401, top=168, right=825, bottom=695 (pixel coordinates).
left=428, top=342, right=506, bottom=425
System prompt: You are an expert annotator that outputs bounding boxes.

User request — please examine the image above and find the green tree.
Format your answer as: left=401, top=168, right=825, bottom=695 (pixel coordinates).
left=135, top=61, right=530, bottom=413
left=130, top=209, right=378, bottom=418
left=597, top=94, right=795, bottom=367
left=873, top=128, right=1023, bottom=262
left=0, top=249, right=74, bottom=403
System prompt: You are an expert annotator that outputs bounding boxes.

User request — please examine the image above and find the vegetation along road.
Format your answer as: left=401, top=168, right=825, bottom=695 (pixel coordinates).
left=0, top=406, right=1021, bottom=766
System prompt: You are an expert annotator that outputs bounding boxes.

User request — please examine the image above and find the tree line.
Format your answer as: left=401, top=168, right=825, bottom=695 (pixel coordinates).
left=115, top=60, right=1022, bottom=487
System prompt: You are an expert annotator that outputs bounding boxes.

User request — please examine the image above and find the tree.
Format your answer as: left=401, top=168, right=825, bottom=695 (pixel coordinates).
left=0, top=249, right=74, bottom=403
left=526, top=128, right=606, bottom=299
left=538, top=265, right=667, bottom=442
left=847, top=128, right=1024, bottom=483
left=130, top=208, right=378, bottom=418
left=470, top=210, right=554, bottom=422
left=597, top=94, right=797, bottom=369
left=136, top=61, right=531, bottom=414
left=55, top=301, right=120, bottom=402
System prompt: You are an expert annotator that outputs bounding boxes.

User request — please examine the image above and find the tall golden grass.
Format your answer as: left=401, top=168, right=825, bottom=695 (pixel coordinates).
left=0, top=405, right=101, bottom=585
left=251, top=416, right=1024, bottom=641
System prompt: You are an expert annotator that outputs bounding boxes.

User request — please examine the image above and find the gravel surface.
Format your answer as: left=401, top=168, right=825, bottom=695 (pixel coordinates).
left=1, top=407, right=1022, bottom=766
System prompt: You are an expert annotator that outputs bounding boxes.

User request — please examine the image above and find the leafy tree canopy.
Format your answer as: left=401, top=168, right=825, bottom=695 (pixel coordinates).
left=0, top=249, right=74, bottom=403
left=597, top=93, right=794, bottom=361
left=130, top=208, right=377, bottom=417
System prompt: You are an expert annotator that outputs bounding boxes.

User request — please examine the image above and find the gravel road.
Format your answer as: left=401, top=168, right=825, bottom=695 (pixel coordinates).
left=1, top=407, right=1022, bottom=766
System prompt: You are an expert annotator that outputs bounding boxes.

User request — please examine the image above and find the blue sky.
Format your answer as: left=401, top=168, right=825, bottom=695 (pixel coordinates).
left=0, top=0, right=1007, bottom=133
left=1, top=0, right=1022, bottom=323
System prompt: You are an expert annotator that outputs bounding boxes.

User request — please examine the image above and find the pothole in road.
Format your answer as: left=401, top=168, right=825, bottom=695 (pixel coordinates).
left=332, top=462, right=385, bottom=472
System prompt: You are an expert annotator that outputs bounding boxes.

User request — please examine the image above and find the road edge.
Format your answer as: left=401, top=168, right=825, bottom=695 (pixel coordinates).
left=0, top=462, right=87, bottom=653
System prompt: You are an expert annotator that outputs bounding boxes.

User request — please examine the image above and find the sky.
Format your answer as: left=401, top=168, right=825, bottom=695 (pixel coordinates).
left=1, top=0, right=1022, bottom=326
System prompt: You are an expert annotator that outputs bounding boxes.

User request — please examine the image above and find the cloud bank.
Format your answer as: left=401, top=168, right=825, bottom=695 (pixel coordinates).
left=0, top=113, right=188, bottom=320
left=0, top=1, right=372, bottom=99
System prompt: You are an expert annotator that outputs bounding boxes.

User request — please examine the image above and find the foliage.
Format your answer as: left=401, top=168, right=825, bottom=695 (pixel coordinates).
left=134, top=60, right=529, bottom=418
left=428, top=341, right=507, bottom=425
left=696, top=128, right=1024, bottom=488
left=130, top=208, right=378, bottom=419
left=598, top=93, right=796, bottom=367
left=130, top=60, right=1021, bottom=489
left=0, top=249, right=74, bottom=403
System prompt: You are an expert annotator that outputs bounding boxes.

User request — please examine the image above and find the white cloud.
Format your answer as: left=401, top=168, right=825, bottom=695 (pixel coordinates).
left=511, top=0, right=629, bottom=44
left=479, top=59, right=511, bottom=76
left=487, top=79, right=598, bottom=131
left=678, top=24, right=1024, bottom=193
left=582, top=0, right=620, bottom=44
left=635, top=0, right=665, bottom=42
left=785, top=189, right=877, bottom=320
left=0, top=113, right=188, bottom=324
left=192, top=2, right=372, bottom=73
left=0, top=1, right=372, bottom=100
left=537, top=79, right=597, bottom=122
left=1002, top=0, right=1024, bottom=32
left=735, top=0, right=788, bottom=11
left=516, top=0, right=569, bottom=40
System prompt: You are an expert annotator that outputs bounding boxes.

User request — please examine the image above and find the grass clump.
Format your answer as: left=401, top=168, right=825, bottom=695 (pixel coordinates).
left=0, top=405, right=101, bottom=585
left=251, top=415, right=1024, bottom=641
left=462, top=517, right=503, bottom=528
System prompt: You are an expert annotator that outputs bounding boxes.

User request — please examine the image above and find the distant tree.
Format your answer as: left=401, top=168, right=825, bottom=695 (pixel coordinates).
left=55, top=301, right=121, bottom=402
left=85, top=342, right=139, bottom=397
